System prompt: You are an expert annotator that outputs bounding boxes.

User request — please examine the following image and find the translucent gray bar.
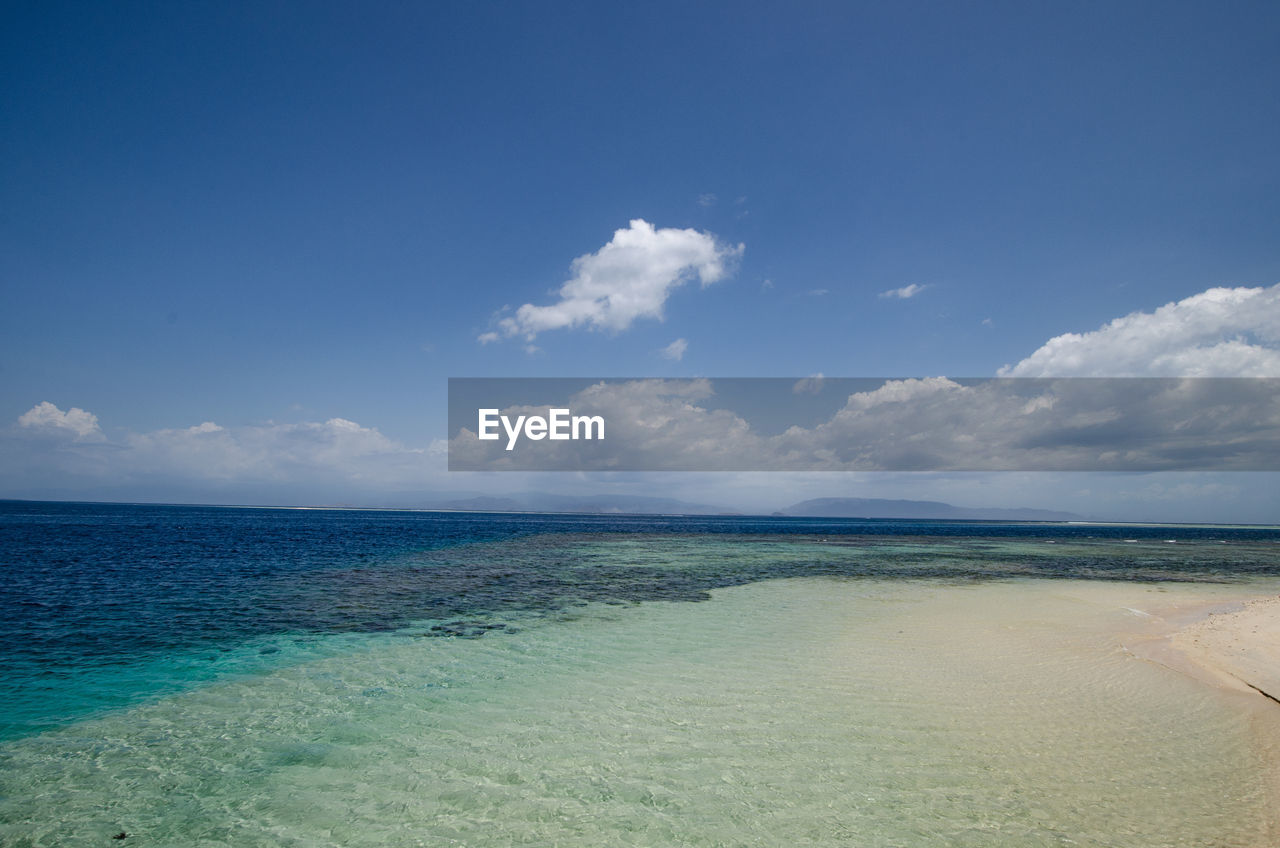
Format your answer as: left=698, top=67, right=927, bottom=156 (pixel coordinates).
left=447, top=377, right=1280, bottom=471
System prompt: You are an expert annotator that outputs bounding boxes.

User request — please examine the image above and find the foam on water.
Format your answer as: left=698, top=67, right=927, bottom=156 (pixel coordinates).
left=3, top=577, right=1277, bottom=847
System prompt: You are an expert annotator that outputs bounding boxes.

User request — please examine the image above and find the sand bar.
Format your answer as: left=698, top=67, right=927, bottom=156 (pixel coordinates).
left=1168, top=595, right=1280, bottom=703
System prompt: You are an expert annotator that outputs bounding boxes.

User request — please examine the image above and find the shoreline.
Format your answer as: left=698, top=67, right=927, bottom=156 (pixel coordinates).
left=1123, top=591, right=1280, bottom=704
left=1123, top=586, right=1280, bottom=846
left=1171, top=595, right=1280, bottom=704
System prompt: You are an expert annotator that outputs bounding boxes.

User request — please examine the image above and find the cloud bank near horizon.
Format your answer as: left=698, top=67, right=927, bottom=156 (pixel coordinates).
left=6, top=396, right=1278, bottom=522
left=8, top=406, right=446, bottom=497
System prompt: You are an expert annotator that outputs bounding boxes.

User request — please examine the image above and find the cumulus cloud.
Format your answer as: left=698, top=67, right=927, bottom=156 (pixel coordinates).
left=481, top=219, right=743, bottom=342
left=18, top=402, right=103, bottom=440
left=1001, top=284, right=1280, bottom=377
left=880, top=284, right=927, bottom=299
left=660, top=338, right=689, bottom=361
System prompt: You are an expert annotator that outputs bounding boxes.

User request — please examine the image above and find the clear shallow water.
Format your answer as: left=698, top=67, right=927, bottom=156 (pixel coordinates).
left=3, top=501, right=1280, bottom=845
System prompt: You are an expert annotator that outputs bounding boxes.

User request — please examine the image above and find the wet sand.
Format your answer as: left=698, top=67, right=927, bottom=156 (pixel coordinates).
left=1119, top=587, right=1280, bottom=704
left=1118, top=585, right=1280, bottom=848
left=1170, top=595, right=1280, bottom=703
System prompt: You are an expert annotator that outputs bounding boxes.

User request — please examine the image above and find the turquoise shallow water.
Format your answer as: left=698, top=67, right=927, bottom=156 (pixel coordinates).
left=4, top=502, right=1280, bottom=845
left=3, top=578, right=1279, bottom=846
left=8, top=501, right=1276, bottom=741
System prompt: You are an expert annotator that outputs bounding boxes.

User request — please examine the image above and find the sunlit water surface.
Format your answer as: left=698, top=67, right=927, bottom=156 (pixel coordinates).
left=3, top=502, right=1280, bottom=846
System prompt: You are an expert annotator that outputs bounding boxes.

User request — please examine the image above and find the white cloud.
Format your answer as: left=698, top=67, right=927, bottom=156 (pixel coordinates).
left=477, top=331, right=500, bottom=345
left=6, top=405, right=438, bottom=495
left=697, top=193, right=717, bottom=207
left=18, top=402, right=103, bottom=440
left=808, top=288, right=829, bottom=297
left=879, top=284, right=927, bottom=299
left=118, top=416, right=423, bottom=482
left=660, top=338, right=688, bottom=361
left=482, top=219, right=743, bottom=342
left=792, top=374, right=825, bottom=395
left=1001, top=284, right=1280, bottom=377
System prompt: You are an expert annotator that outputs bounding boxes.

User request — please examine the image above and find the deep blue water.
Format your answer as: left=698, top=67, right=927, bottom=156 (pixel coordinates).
left=3, top=499, right=1280, bottom=740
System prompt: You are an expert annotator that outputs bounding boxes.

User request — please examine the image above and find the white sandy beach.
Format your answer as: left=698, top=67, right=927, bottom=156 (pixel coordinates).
left=1170, top=595, right=1280, bottom=703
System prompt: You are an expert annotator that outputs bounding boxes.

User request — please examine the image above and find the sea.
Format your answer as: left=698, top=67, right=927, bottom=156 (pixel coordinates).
left=3, top=500, right=1280, bottom=846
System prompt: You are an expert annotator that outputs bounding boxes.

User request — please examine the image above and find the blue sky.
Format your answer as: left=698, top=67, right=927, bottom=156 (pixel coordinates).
left=3, top=2, right=1279, bottom=518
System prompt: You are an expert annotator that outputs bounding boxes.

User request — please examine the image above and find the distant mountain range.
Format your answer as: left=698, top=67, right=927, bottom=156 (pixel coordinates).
left=427, top=493, right=1081, bottom=521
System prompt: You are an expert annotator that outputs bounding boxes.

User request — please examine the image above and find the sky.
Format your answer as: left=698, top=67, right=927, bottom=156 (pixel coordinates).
left=2, top=1, right=1279, bottom=520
